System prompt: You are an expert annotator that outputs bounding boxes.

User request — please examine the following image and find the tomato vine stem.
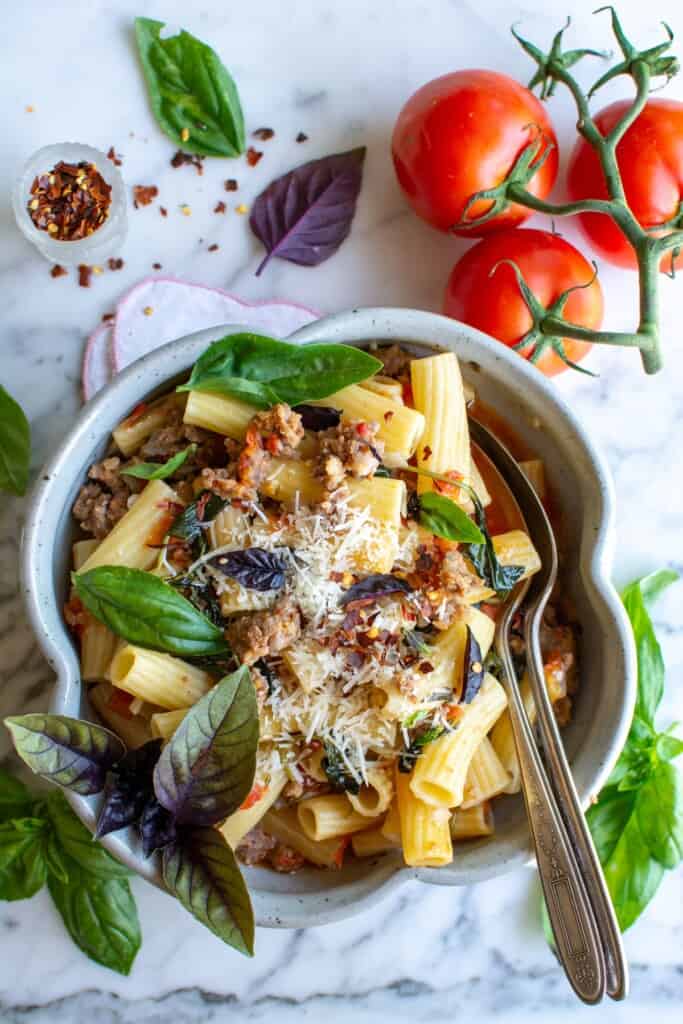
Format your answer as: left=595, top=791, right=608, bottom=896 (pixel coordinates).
left=457, top=9, right=683, bottom=374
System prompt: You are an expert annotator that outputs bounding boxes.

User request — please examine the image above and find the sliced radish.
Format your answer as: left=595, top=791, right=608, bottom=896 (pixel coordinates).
left=82, top=322, right=114, bottom=402
left=112, top=276, right=319, bottom=372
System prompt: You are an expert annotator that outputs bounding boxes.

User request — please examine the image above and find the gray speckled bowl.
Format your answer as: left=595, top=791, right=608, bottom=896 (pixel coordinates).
left=22, top=308, right=636, bottom=928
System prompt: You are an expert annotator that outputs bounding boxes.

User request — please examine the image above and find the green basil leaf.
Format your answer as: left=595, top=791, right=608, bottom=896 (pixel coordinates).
left=0, top=817, right=47, bottom=900
left=121, top=444, right=196, bottom=481
left=46, top=791, right=130, bottom=880
left=48, top=856, right=141, bottom=975
left=177, top=332, right=382, bottom=408
left=0, top=384, right=31, bottom=496
left=4, top=714, right=125, bottom=795
left=0, top=767, right=33, bottom=822
left=418, top=491, right=484, bottom=545
left=43, top=828, right=71, bottom=885
left=134, top=17, right=245, bottom=157
left=73, top=566, right=228, bottom=657
left=622, top=570, right=679, bottom=725
left=154, top=666, right=258, bottom=825
left=464, top=490, right=524, bottom=597
left=635, top=762, right=683, bottom=869
left=586, top=788, right=636, bottom=865
left=163, top=827, right=254, bottom=955
left=600, top=809, right=664, bottom=932
left=656, top=731, right=683, bottom=762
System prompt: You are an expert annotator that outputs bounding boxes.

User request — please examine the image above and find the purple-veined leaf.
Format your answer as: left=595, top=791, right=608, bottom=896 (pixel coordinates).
left=207, top=547, right=287, bottom=592
left=249, top=147, right=366, bottom=276
left=293, top=404, right=341, bottom=431
left=461, top=626, right=484, bottom=704
left=340, top=573, right=413, bottom=608
left=95, top=740, right=163, bottom=841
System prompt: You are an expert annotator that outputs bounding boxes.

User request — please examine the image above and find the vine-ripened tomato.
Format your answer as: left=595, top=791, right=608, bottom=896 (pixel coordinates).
left=567, top=99, right=683, bottom=271
left=391, top=70, right=559, bottom=235
left=443, top=229, right=603, bottom=376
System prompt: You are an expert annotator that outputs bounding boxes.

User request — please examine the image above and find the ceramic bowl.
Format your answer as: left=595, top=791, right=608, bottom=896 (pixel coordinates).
left=22, top=307, right=636, bottom=928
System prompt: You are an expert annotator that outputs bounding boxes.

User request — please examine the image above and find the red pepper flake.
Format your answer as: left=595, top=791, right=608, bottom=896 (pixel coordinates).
left=133, top=185, right=158, bottom=209
left=252, top=127, right=274, bottom=141
left=102, top=312, right=115, bottom=322
left=208, top=243, right=219, bottom=252
left=159, top=206, right=168, bottom=217
left=78, top=264, right=93, bottom=288
left=152, top=262, right=162, bottom=270
left=170, top=150, right=204, bottom=175
left=422, top=445, right=432, bottom=461
left=383, top=410, right=395, bottom=422
left=246, top=147, right=263, bottom=167
left=214, top=200, right=226, bottom=214
left=107, top=257, right=124, bottom=271
left=418, top=661, right=434, bottom=674
left=28, top=161, right=112, bottom=241
left=224, top=178, right=238, bottom=191
left=50, top=264, right=67, bottom=279
left=296, top=131, right=308, bottom=143
left=107, top=146, right=123, bottom=167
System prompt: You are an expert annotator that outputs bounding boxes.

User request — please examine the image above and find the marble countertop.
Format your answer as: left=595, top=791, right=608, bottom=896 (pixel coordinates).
left=1, top=0, right=682, bottom=1021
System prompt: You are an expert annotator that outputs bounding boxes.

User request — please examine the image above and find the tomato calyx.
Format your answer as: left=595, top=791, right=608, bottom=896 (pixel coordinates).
left=511, top=19, right=606, bottom=101
left=454, top=132, right=555, bottom=233
left=490, top=258, right=598, bottom=376
left=587, top=8, right=679, bottom=98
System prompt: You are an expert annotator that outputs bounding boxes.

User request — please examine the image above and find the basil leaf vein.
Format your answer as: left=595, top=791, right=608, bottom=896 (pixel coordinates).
left=418, top=491, right=484, bottom=545
left=121, top=444, right=196, bottom=481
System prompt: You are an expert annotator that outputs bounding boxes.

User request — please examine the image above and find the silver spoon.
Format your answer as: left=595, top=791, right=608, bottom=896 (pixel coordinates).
left=470, top=418, right=628, bottom=1002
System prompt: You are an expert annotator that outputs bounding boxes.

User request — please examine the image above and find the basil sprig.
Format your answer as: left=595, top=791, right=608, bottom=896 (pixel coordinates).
left=134, top=18, right=245, bottom=157
left=0, top=771, right=140, bottom=974
left=72, top=566, right=228, bottom=656
left=0, top=384, right=30, bottom=496
left=417, top=491, right=484, bottom=545
left=543, top=569, right=682, bottom=940
left=178, top=332, right=382, bottom=409
left=121, top=444, right=196, bottom=481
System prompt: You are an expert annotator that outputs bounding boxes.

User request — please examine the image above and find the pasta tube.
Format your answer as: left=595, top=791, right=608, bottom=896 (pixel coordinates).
left=72, top=539, right=117, bottom=680
left=360, top=376, right=404, bottom=403
left=347, top=767, right=394, bottom=818
left=150, top=708, right=188, bottom=742
left=461, top=737, right=510, bottom=809
left=351, top=827, right=399, bottom=857
left=410, top=353, right=470, bottom=502
left=219, top=771, right=287, bottom=848
left=464, top=530, right=542, bottom=604
left=88, top=682, right=152, bottom=749
left=519, top=459, right=546, bottom=501
left=183, top=391, right=256, bottom=440
left=395, top=767, right=453, bottom=867
left=262, top=808, right=348, bottom=869
left=450, top=801, right=495, bottom=840
left=113, top=394, right=185, bottom=456
left=110, top=645, right=213, bottom=709
left=297, top=794, right=374, bottom=841
left=310, top=385, right=424, bottom=464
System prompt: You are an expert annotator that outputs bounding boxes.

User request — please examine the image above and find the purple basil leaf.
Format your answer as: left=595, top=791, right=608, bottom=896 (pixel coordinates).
left=340, top=573, right=414, bottom=607
left=139, top=798, right=178, bottom=857
left=153, top=666, right=258, bottom=826
left=462, top=626, right=484, bottom=703
left=208, top=547, right=287, bottom=592
left=95, top=740, right=162, bottom=840
left=249, top=147, right=366, bottom=276
left=293, top=404, right=341, bottom=431
left=4, top=714, right=125, bottom=795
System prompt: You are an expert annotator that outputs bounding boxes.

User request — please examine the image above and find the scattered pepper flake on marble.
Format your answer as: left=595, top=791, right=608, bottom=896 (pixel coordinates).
left=107, top=146, right=123, bottom=167
left=246, top=147, right=263, bottom=167
left=224, top=179, right=239, bottom=192
left=102, top=312, right=115, bottom=322
left=159, top=206, right=168, bottom=217
left=78, top=265, right=93, bottom=288
left=143, top=306, right=154, bottom=316
left=50, top=264, right=67, bottom=279
left=170, top=150, right=204, bottom=175
left=28, top=161, right=111, bottom=240
left=92, top=265, right=104, bottom=275
left=208, top=243, right=219, bottom=252
left=214, top=200, right=227, bottom=214
left=25, top=105, right=34, bottom=113
left=152, top=262, right=162, bottom=270
left=108, top=258, right=124, bottom=271
left=133, top=185, right=158, bottom=209
left=252, top=127, right=275, bottom=141
left=296, top=132, right=308, bottom=143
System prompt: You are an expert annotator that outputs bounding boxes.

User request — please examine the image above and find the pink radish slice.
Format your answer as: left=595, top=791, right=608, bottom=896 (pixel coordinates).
left=112, top=277, right=319, bottom=372
left=82, top=322, right=114, bottom=401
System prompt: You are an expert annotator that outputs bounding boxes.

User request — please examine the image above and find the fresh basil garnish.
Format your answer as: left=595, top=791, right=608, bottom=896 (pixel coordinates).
left=322, top=740, right=361, bottom=795
left=163, top=826, right=254, bottom=956
left=249, top=147, right=366, bottom=276
left=153, top=666, right=258, bottom=826
left=0, top=767, right=33, bottom=822
left=340, top=573, right=413, bottom=607
left=72, top=566, right=229, bottom=656
left=178, top=332, right=382, bottom=409
left=4, top=715, right=125, bottom=795
left=417, top=491, right=485, bottom=545
left=134, top=17, right=245, bottom=157
left=208, top=547, right=287, bottom=592
left=121, top=444, right=196, bottom=481
left=465, top=493, right=524, bottom=597
left=293, top=404, right=341, bottom=431
left=95, top=740, right=163, bottom=842
left=0, top=817, right=48, bottom=901
left=398, top=725, right=445, bottom=774
left=0, top=384, right=31, bottom=496
left=170, top=490, right=227, bottom=559
left=461, top=626, right=484, bottom=703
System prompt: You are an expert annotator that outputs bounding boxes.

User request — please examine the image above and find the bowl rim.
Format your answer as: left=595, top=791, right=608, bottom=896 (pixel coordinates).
left=20, top=306, right=636, bottom=928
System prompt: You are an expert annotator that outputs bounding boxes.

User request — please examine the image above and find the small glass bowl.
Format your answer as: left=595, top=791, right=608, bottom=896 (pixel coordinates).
left=12, top=142, right=128, bottom=267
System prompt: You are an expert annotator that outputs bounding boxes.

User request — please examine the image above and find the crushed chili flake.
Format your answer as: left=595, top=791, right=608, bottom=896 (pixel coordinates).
left=133, top=185, right=158, bottom=208
left=78, top=264, right=93, bottom=288
left=102, top=312, right=115, bottom=322
left=418, top=661, right=434, bottom=674
left=26, top=105, right=34, bottom=113
left=159, top=206, right=168, bottom=217
left=92, top=265, right=104, bottom=275
left=152, top=262, right=162, bottom=270
left=170, top=150, right=204, bottom=175
left=246, top=147, right=263, bottom=167
left=50, top=264, right=67, bottom=279
left=296, top=132, right=308, bottom=143
left=28, top=161, right=112, bottom=241
left=107, top=146, right=123, bottom=167
left=143, top=306, right=154, bottom=316
left=108, top=257, right=124, bottom=271
left=214, top=200, right=226, bottom=214
left=224, top=178, right=238, bottom=192
left=208, top=243, right=219, bottom=252
left=384, top=410, right=395, bottom=422
left=422, top=445, right=433, bottom=460
left=252, top=127, right=275, bottom=141
left=235, top=203, right=248, bottom=215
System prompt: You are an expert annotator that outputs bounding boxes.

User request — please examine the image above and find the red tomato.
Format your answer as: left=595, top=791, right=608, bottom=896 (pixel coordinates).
left=443, top=229, right=603, bottom=376
left=392, top=70, right=559, bottom=235
left=567, top=99, right=683, bottom=271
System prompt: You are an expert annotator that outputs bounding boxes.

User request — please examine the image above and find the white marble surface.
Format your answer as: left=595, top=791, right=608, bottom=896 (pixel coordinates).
left=1, top=0, right=682, bottom=1020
